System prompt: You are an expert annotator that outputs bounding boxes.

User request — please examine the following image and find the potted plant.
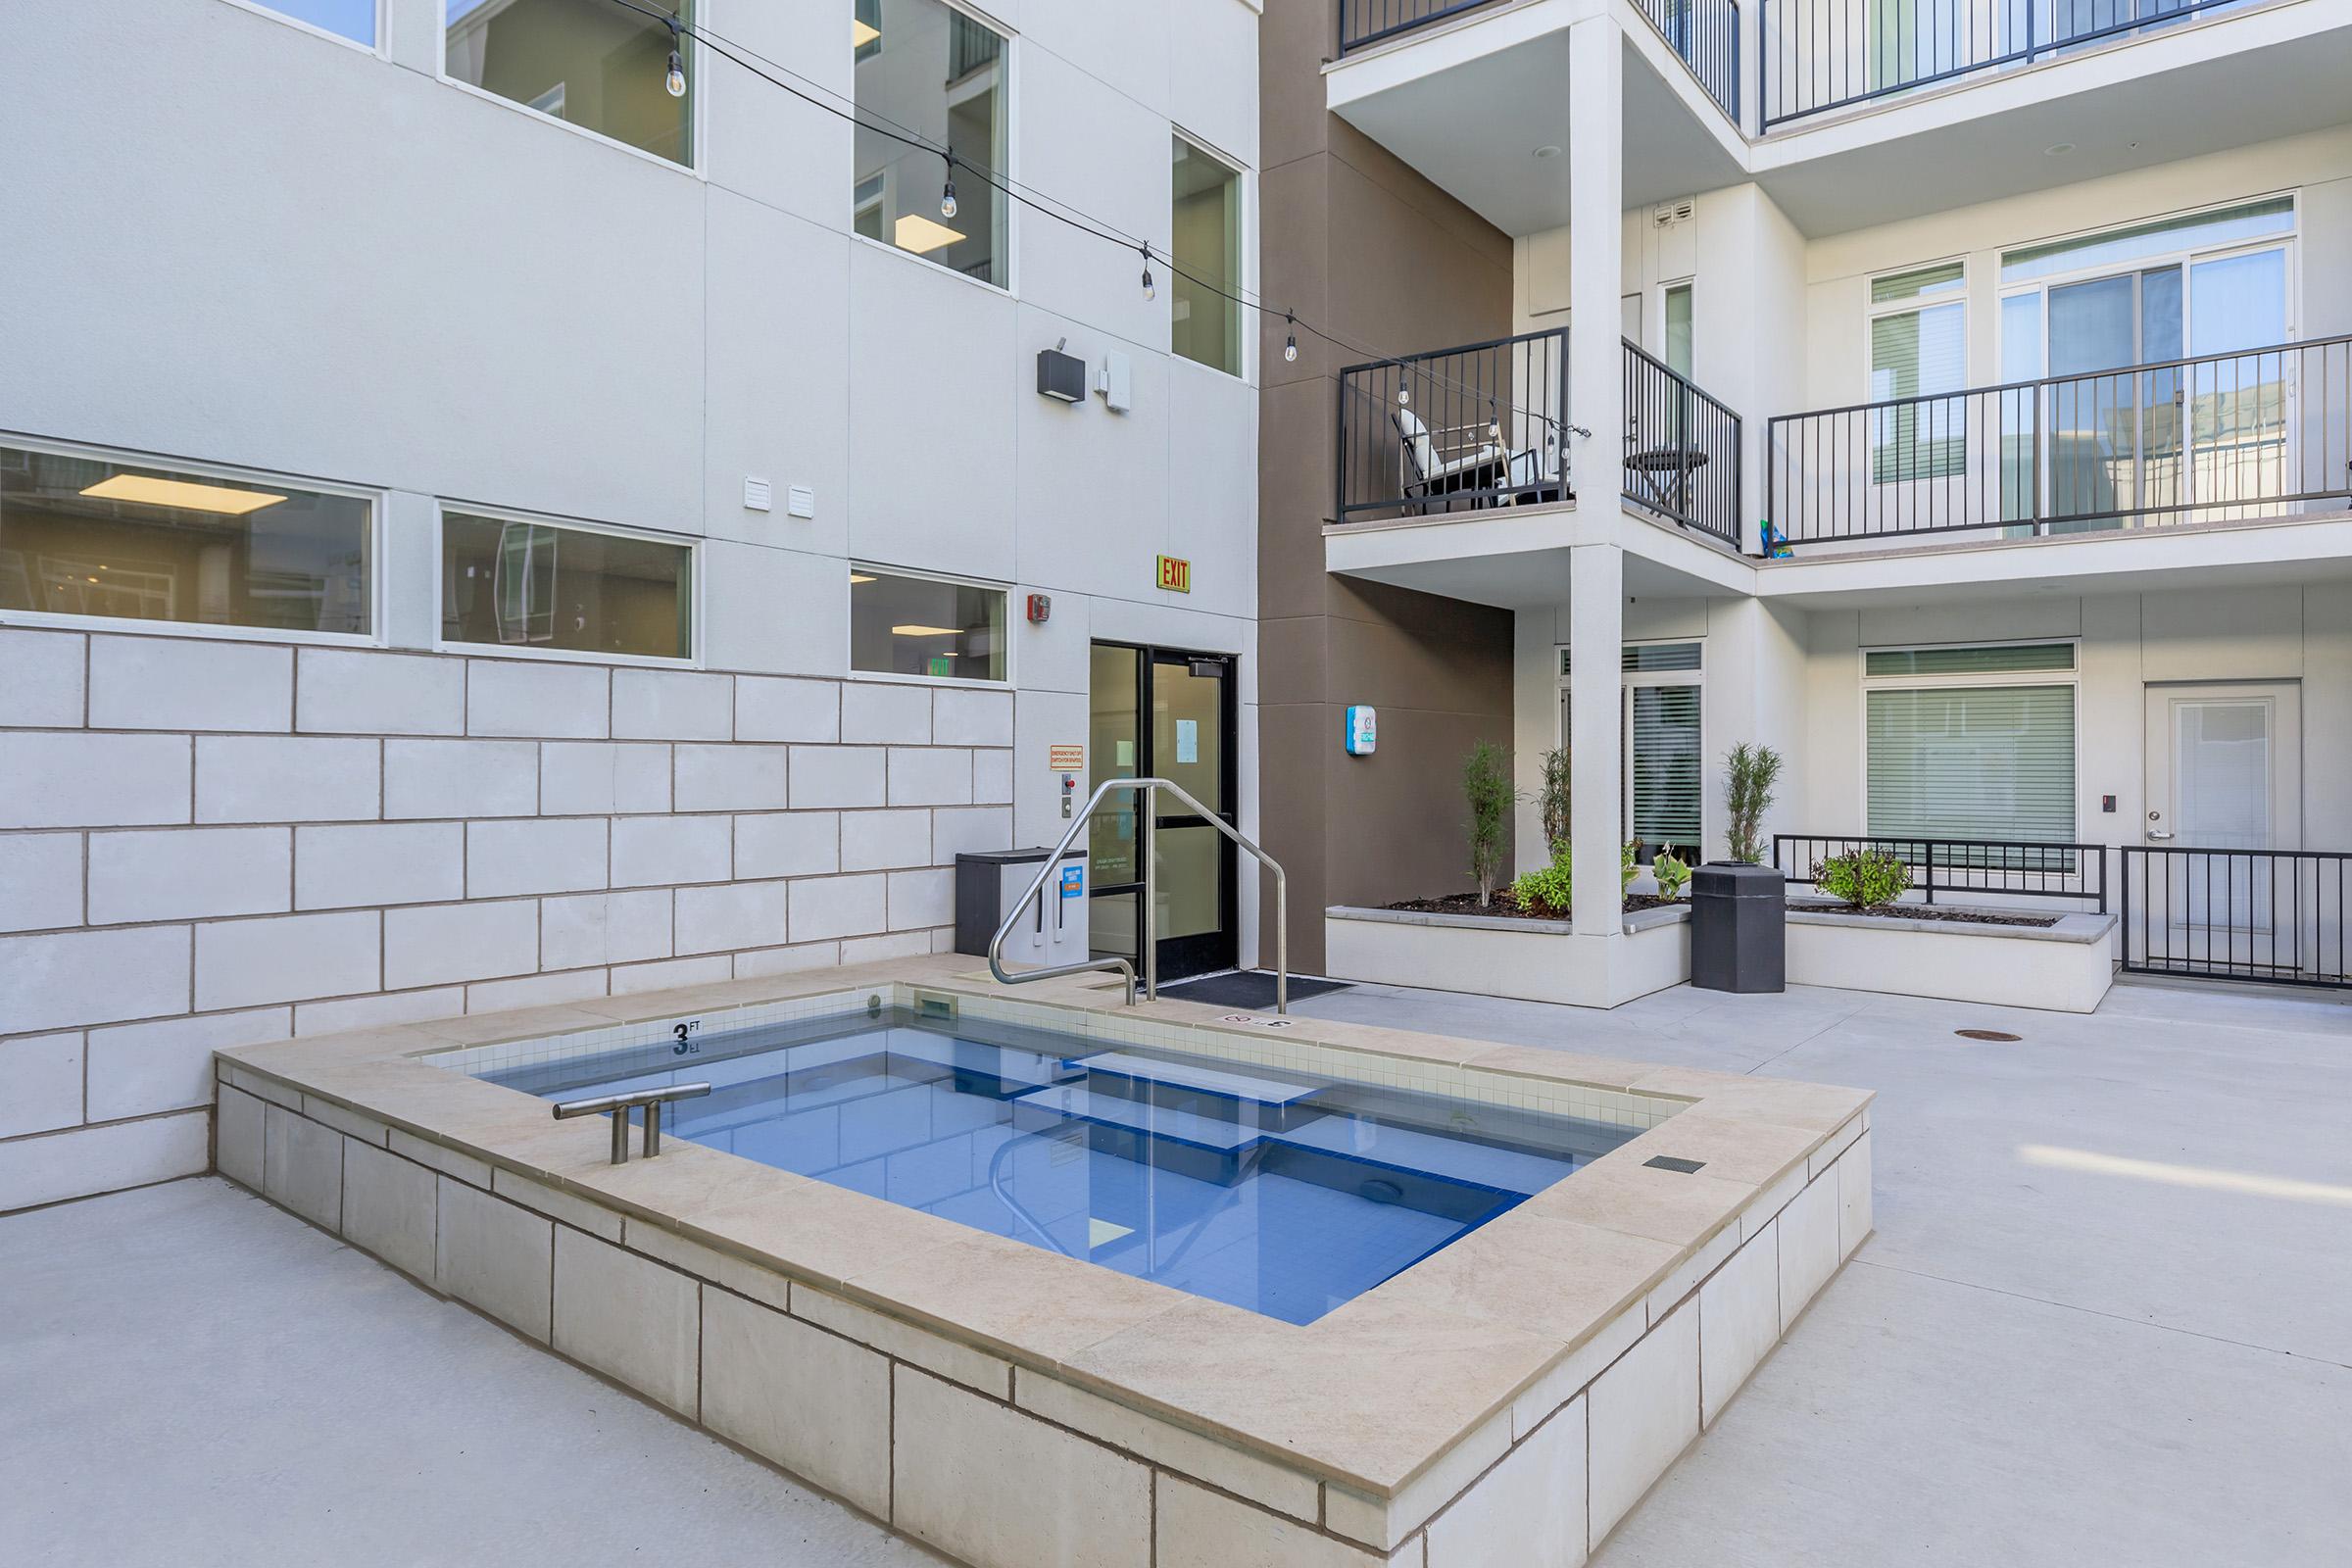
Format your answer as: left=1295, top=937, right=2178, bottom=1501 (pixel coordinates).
left=1723, top=742, right=1784, bottom=864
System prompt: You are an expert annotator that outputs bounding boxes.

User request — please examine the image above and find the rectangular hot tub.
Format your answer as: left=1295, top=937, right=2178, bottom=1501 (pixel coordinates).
left=213, top=957, right=1873, bottom=1568
left=472, top=1003, right=1643, bottom=1326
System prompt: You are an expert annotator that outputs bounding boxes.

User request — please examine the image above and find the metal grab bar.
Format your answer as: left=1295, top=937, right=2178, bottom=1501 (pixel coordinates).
left=553, top=1082, right=712, bottom=1165
left=987, top=776, right=1289, bottom=1014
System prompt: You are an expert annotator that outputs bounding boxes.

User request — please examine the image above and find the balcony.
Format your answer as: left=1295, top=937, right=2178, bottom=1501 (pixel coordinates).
left=1765, top=335, right=2352, bottom=551
left=1760, top=0, right=2265, bottom=131
left=1343, top=0, right=1741, bottom=119
left=1335, top=329, right=1744, bottom=551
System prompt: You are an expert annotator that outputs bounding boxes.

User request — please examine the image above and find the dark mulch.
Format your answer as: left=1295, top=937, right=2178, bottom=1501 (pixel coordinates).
left=1793, top=901, right=2059, bottom=928
left=1381, top=891, right=1679, bottom=920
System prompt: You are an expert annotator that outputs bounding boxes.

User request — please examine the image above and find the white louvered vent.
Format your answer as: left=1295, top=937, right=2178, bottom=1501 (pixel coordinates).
left=1651, top=198, right=1695, bottom=228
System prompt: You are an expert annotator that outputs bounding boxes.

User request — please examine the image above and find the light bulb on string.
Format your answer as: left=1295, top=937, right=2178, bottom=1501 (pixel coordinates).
left=1140, top=245, right=1154, bottom=301
left=941, top=152, right=957, bottom=220
left=665, top=49, right=686, bottom=97
left=1283, top=313, right=1298, bottom=364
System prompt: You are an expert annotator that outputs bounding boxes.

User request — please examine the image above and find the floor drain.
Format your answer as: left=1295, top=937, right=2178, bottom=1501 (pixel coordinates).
left=1643, top=1155, right=1707, bottom=1174
left=1955, top=1028, right=2022, bottom=1043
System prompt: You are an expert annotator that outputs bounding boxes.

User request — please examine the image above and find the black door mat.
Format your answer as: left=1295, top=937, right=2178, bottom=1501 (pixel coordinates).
left=1156, top=970, right=1351, bottom=1009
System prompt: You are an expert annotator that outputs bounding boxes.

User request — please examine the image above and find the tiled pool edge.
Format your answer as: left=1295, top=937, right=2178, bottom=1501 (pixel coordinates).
left=210, top=960, right=1873, bottom=1568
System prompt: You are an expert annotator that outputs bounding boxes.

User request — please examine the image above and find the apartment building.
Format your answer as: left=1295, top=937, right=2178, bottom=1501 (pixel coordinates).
left=0, top=0, right=1263, bottom=1209
left=1267, top=0, right=2352, bottom=995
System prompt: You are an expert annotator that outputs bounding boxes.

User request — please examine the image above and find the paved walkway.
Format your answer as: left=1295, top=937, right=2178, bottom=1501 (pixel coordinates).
left=1292, top=976, right=2352, bottom=1567
left=3, top=977, right=2346, bottom=1565
left=0, top=1177, right=942, bottom=1568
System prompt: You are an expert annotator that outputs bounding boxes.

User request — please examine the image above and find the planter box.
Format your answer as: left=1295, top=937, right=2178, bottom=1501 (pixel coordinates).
left=1324, top=905, right=1690, bottom=1007
left=1786, top=902, right=2118, bottom=1013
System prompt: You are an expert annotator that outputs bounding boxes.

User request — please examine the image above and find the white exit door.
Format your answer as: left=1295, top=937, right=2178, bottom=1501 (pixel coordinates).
left=2139, top=683, right=2301, bottom=969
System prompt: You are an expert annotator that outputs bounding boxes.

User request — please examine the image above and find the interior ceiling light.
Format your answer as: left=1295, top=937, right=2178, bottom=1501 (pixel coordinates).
left=894, top=213, right=965, bottom=254
left=1533, top=144, right=1561, bottom=159
left=891, top=624, right=963, bottom=637
left=2043, top=141, right=2075, bottom=156
left=80, top=474, right=286, bottom=514
left=852, top=19, right=880, bottom=46
left=850, top=572, right=877, bottom=584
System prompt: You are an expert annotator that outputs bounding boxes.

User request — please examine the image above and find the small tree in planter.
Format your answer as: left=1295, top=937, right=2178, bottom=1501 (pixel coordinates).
left=1536, top=746, right=1570, bottom=858
left=1723, top=742, right=1785, bottom=864
left=1462, top=741, right=1513, bottom=907
left=1812, top=847, right=1912, bottom=908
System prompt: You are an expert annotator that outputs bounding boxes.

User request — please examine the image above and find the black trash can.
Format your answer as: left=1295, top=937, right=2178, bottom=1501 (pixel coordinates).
left=1690, top=862, right=1786, bottom=994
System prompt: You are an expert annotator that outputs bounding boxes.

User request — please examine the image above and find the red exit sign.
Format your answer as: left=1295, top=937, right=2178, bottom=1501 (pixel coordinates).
left=1154, top=555, right=1191, bottom=593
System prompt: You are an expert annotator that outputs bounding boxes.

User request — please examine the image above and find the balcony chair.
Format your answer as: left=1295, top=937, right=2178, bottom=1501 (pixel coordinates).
left=1394, top=406, right=1510, bottom=507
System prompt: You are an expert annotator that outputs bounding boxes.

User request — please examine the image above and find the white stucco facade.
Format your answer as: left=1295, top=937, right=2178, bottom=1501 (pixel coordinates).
left=0, top=0, right=1262, bottom=1209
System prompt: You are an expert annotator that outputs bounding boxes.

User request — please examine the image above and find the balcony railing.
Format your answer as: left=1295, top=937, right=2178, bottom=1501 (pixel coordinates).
left=1623, top=341, right=1743, bottom=548
left=1336, top=328, right=1573, bottom=523
left=1765, top=335, right=2352, bottom=550
left=1636, top=0, right=1742, bottom=121
left=1761, top=0, right=2262, bottom=130
left=2121, top=846, right=2349, bottom=990
left=1341, top=0, right=1742, bottom=125
left=1337, top=0, right=1500, bottom=54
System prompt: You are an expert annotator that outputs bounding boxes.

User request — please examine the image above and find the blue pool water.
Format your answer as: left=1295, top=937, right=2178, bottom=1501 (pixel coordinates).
left=483, top=1006, right=1639, bottom=1325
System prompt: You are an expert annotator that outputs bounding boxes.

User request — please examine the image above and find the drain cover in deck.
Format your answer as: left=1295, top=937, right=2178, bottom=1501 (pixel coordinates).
left=1954, top=1028, right=2023, bottom=1042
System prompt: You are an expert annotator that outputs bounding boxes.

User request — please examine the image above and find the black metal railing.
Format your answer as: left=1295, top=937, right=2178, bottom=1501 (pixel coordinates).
left=1766, top=334, right=2352, bottom=550
left=1623, top=340, right=1743, bottom=548
left=1337, top=328, right=1573, bottom=522
left=1339, top=0, right=1501, bottom=54
left=2121, top=847, right=2348, bottom=989
left=1775, top=834, right=2108, bottom=911
left=1761, top=0, right=2263, bottom=131
left=1638, top=0, right=1743, bottom=121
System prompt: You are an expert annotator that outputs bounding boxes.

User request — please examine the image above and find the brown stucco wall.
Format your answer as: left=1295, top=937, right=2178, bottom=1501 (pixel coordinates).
left=1257, top=3, right=1520, bottom=971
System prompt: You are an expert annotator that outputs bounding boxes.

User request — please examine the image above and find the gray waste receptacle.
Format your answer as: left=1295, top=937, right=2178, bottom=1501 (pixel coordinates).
left=1690, top=862, right=1786, bottom=993
left=955, top=848, right=1090, bottom=965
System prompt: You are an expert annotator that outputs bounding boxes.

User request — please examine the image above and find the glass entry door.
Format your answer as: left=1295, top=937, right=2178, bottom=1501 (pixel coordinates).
left=1088, top=642, right=1238, bottom=981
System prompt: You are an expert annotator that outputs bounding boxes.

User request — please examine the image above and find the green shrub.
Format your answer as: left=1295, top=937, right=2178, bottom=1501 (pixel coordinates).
left=1462, top=741, right=1514, bottom=907
left=1813, top=847, right=1911, bottom=908
left=1724, top=742, right=1785, bottom=864
left=1651, top=845, right=1691, bottom=901
left=1536, top=746, right=1570, bottom=858
left=1512, top=847, right=1572, bottom=918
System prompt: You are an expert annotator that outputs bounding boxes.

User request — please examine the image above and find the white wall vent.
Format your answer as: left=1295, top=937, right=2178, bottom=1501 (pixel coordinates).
left=785, top=484, right=816, bottom=519
left=1651, top=198, right=1695, bottom=228
left=742, top=476, right=773, bottom=512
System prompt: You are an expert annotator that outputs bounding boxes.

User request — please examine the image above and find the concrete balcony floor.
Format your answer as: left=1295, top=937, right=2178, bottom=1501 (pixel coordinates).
left=5, top=976, right=2348, bottom=1565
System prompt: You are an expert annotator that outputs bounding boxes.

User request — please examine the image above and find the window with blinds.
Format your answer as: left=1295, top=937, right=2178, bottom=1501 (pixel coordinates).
left=1865, top=642, right=2075, bottom=677
left=1630, top=684, right=1702, bottom=855
left=1866, top=684, right=2076, bottom=844
left=1869, top=261, right=1968, bottom=483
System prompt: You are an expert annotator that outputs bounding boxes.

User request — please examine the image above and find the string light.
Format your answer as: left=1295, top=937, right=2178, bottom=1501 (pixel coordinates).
left=598, top=0, right=1564, bottom=439
left=941, top=151, right=957, bottom=220
left=1283, top=313, right=1298, bottom=364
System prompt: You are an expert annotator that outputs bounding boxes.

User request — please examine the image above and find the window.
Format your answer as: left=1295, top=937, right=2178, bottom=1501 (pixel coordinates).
left=1555, top=642, right=1703, bottom=860
left=0, top=442, right=371, bottom=636
left=1171, top=135, right=1243, bottom=376
left=1868, top=261, right=1967, bottom=482
left=1663, top=283, right=1694, bottom=379
left=851, top=567, right=1006, bottom=681
left=444, top=0, right=694, bottom=168
left=256, top=0, right=377, bottom=44
left=1865, top=643, right=2077, bottom=845
left=853, top=0, right=1007, bottom=287
left=440, top=512, right=692, bottom=661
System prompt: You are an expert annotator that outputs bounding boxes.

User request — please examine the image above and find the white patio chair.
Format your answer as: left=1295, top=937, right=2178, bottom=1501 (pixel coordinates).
left=1394, top=406, right=1507, bottom=504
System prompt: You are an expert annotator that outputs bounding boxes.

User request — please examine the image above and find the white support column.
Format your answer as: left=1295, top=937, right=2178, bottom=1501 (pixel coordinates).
left=1568, top=544, right=1623, bottom=936
left=1567, top=13, right=1623, bottom=517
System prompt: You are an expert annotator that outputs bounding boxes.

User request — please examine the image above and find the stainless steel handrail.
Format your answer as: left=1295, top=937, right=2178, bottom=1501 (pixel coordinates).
left=553, top=1082, right=712, bottom=1164
left=986, top=776, right=1289, bottom=1013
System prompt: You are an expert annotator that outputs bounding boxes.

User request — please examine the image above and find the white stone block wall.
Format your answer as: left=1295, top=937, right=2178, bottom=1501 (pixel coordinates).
left=0, top=628, right=1017, bottom=1211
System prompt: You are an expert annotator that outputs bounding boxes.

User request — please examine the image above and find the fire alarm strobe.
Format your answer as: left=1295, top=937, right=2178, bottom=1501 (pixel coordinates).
left=1026, top=593, right=1052, bottom=624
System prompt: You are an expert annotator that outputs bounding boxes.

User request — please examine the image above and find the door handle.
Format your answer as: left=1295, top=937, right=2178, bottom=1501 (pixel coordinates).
left=2146, top=829, right=2175, bottom=841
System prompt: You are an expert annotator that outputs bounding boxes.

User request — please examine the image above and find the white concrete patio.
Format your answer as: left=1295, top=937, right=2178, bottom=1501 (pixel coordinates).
left=3, top=975, right=2346, bottom=1565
